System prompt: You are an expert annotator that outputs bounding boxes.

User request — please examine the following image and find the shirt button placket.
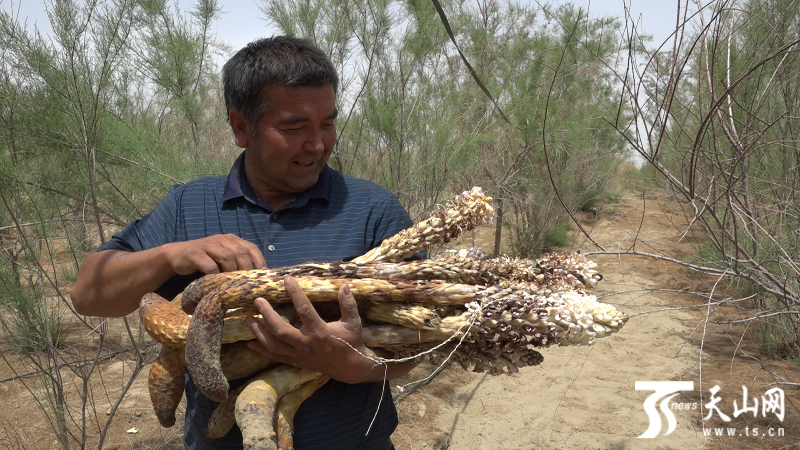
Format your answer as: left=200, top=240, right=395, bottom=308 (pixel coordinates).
left=266, top=211, right=278, bottom=253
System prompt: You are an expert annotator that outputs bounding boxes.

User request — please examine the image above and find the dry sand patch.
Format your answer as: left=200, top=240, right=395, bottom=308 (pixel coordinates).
left=392, top=193, right=799, bottom=450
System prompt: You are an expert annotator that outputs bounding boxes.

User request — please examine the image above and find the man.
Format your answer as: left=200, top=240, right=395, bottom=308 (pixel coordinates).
left=70, top=36, right=415, bottom=450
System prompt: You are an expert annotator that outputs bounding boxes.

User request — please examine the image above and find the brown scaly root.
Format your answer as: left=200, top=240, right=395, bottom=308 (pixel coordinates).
left=148, top=344, right=185, bottom=427
left=142, top=293, right=191, bottom=350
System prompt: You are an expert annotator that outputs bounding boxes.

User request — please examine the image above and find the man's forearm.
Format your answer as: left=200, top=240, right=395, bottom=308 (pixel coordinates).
left=71, top=235, right=267, bottom=317
left=70, top=247, right=176, bottom=317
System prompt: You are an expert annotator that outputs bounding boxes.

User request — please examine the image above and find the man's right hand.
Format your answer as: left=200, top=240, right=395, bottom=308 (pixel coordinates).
left=164, top=234, right=267, bottom=275
left=70, top=234, right=266, bottom=317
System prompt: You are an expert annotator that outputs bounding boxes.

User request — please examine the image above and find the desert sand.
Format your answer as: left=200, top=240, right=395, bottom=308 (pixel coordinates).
left=390, top=193, right=798, bottom=450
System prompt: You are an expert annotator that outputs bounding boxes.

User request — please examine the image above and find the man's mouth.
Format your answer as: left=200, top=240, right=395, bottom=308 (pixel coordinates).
left=294, top=161, right=314, bottom=167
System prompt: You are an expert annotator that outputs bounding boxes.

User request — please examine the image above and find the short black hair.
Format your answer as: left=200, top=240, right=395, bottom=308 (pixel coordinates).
left=222, top=36, right=339, bottom=132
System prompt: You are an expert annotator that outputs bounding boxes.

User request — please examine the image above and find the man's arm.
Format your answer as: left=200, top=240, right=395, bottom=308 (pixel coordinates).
left=70, top=234, right=267, bottom=317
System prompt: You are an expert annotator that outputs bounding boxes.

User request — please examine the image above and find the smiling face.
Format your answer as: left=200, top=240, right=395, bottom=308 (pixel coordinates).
left=230, top=83, right=337, bottom=210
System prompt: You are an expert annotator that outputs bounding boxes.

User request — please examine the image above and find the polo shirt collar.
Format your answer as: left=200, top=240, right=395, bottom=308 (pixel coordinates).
left=221, top=151, right=334, bottom=211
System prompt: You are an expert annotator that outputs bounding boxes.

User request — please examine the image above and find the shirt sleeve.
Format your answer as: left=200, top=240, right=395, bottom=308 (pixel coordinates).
left=373, top=194, right=413, bottom=244
left=371, top=194, right=428, bottom=260
left=96, top=185, right=202, bottom=299
left=97, top=185, right=180, bottom=252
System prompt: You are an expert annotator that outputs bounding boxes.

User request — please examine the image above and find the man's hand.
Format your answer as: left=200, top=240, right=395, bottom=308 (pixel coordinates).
left=164, top=234, right=267, bottom=275
left=246, top=276, right=410, bottom=384
left=71, top=234, right=266, bottom=317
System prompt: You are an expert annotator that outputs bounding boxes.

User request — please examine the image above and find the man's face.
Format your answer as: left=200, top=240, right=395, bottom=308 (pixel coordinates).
left=234, top=83, right=337, bottom=206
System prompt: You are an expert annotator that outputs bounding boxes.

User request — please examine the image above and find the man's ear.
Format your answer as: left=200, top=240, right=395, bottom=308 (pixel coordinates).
left=229, top=109, right=250, bottom=149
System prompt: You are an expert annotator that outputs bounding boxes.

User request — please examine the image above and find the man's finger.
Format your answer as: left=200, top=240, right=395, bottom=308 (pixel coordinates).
left=250, top=249, right=267, bottom=270
left=245, top=316, right=295, bottom=356
left=284, top=276, right=326, bottom=329
left=192, top=253, right=221, bottom=275
left=222, top=235, right=263, bottom=270
left=233, top=250, right=255, bottom=271
left=245, top=242, right=267, bottom=270
left=252, top=297, right=299, bottom=339
left=337, top=283, right=361, bottom=328
left=206, top=246, right=239, bottom=273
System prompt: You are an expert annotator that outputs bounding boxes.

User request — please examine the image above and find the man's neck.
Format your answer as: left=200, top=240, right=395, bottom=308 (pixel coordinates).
left=260, top=195, right=292, bottom=211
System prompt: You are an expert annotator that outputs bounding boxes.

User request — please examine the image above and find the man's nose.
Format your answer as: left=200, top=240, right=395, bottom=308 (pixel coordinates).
left=303, top=127, right=326, bottom=153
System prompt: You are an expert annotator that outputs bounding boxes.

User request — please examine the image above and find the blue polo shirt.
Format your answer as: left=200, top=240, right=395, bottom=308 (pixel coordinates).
left=98, top=152, right=412, bottom=450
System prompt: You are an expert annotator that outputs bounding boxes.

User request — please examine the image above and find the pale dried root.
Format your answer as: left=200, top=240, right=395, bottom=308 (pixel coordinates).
left=181, top=250, right=598, bottom=313
left=171, top=292, right=183, bottom=306
left=274, top=374, right=330, bottom=450
left=364, top=302, right=442, bottom=330
left=220, top=341, right=278, bottom=381
left=205, top=382, right=248, bottom=439
left=141, top=290, right=450, bottom=363
left=180, top=187, right=494, bottom=312
left=219, top=303, right=299, bottom=341
left=185, top=278, right=626, bottom=399
left=235, top=366, right=322, bottom=450
left=365, top=290, right=628, bottom=374
left=360, top=313, right=475, bottom=347
left=148, top=345, right=185, bottom=427
left=185, top=279, right=514, bottom=400
left=353, top=187, right=495, bottom=263
left=212, top=276, right=494, bottom=310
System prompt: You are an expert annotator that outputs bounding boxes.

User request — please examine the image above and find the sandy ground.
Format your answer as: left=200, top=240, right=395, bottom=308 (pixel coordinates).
left=390, top=193, right=800, bottom=450
left=1, top=192, right=798, bottom=450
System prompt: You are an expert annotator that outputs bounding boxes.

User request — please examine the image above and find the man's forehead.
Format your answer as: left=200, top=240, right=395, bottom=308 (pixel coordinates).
left=260, top=82, right=335, bottom=100
left=277, top=108, right=338, bottom=123
left=259, top=83, right=336, bottom=116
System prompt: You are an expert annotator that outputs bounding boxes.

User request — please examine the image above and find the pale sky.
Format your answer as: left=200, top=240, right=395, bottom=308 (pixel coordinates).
left=568, top=0, right=684, bottom=47
left=3, top=0, right=685, bottom=65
